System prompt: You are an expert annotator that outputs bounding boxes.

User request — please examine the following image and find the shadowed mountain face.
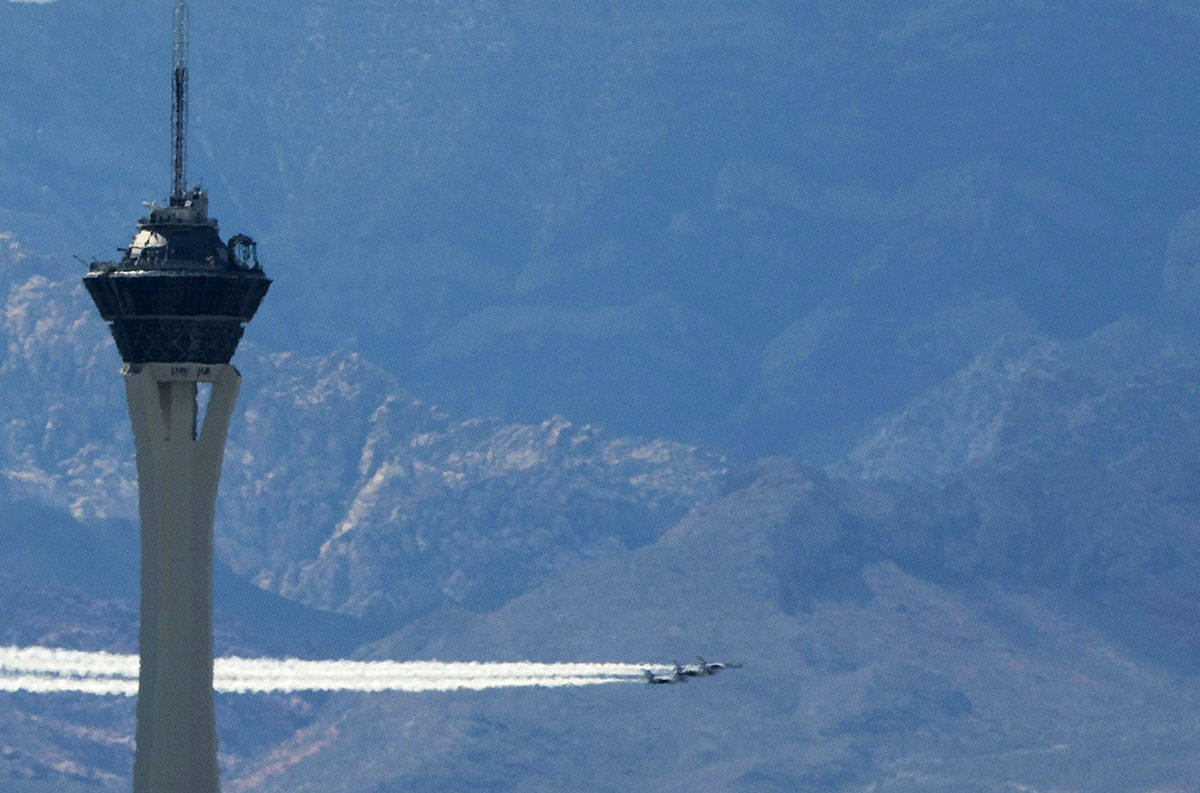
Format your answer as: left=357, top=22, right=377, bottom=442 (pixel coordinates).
left=228, top=461, right=1200, bottom=793
left=4, top=1, right=1200, bottom=457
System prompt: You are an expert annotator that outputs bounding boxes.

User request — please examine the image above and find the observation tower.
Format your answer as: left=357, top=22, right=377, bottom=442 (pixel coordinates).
left=82, top=2, right=269, bottom=791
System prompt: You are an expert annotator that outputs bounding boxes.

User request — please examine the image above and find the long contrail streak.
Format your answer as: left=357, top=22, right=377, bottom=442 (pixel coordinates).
left=0, top=646, right=651, bottom=696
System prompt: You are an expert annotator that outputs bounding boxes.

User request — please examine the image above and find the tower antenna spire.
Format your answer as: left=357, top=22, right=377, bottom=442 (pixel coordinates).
left=170, top=0, right=189, bottom=203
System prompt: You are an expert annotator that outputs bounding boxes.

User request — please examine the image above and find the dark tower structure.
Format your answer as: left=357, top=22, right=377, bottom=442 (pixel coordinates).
left=81, top=3, right=268, bottom=791
left=82, top=187, right=269, bottom=365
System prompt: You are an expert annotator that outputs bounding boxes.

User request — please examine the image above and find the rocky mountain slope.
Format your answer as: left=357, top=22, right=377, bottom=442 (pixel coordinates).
left=6, top=237, right=1200, bottom=789
left=0, top=249, right=726, bottom=630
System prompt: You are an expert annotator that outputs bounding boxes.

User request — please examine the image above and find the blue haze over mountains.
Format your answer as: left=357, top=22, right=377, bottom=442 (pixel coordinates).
left=7, top=0, right=1200, bottom=459
left=4, top=1, right=1200, bottom=791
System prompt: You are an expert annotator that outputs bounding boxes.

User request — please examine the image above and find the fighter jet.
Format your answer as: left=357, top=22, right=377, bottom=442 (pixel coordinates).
left=642, top=663, right=688, bottom=685
left=680, top=657, right=743, bottom=677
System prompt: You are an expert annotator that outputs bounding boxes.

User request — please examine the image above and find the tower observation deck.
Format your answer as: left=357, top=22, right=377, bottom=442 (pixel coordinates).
left=83, top=189, right=270, bottom=364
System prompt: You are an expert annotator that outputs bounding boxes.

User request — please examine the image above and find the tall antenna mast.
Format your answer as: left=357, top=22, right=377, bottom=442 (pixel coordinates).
left=170, top=0, right=189, bottom=203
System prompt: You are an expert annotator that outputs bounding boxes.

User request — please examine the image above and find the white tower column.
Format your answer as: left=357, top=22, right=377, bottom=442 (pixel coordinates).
left=125, top=362, right=239, bottom=793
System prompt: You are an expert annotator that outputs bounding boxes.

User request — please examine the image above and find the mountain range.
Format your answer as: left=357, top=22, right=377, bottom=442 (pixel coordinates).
left=3, top=1, right=1200, bottom=791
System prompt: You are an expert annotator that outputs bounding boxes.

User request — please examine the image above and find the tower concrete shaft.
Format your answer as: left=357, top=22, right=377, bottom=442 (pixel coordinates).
left=125, top=362, right=239, bottom=793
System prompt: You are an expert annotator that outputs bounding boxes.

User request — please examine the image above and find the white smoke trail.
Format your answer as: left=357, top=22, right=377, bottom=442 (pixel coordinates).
left=0, top=646, right=138, bottom=678
left=0, top=646, right=652, bottom=697
left=0, top=674, right=137, bottom=696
